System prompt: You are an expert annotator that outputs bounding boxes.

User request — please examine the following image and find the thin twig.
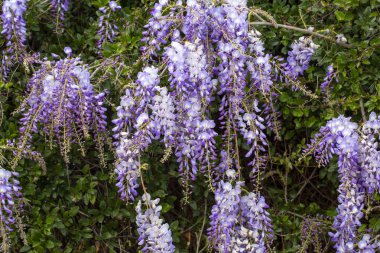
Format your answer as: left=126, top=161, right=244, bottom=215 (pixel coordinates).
left=360, top=98, right=367, bottom=122
left=250, top=21, right=352, bottom=48
left=196, top=200, right=207, bottom=253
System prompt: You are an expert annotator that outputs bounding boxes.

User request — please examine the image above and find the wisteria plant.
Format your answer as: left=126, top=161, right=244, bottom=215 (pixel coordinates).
left=0, top=0, right=379, bottom=252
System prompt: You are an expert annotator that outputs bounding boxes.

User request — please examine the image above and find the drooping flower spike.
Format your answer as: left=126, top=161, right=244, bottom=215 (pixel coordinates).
left=320, top=64, right=338, bottom=96
left=114, top=0, right=322, bottom=203
left=135, top=193, right=175, bottom=253
left=208, top=169, right=273, bottom=252
left=0, top=168, right=22, bottom=250
left=97, top=1, right=122, bottom=55
left=1, top=0, right=28, bottom=80
left=13, top=48, right=108, bottom=166
left=305, top=115, right=380, bottom=252
left=51, top=0, right=69, bottom=31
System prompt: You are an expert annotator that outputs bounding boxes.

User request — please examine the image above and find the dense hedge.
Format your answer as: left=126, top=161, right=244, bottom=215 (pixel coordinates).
left=0, top=0, right=379, bottom=252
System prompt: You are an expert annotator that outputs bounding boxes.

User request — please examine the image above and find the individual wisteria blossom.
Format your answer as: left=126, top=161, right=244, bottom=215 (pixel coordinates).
left=320, top=64, right=337, bottom=96
left=1, top=0, right=28, bottom=80
left=135, top=193, right=175, bottom=253
left=336, top=34, right=347, bottom=44
left=51, top=0, right=69, bottom=29
left=357, top=234, right=380, bottom=253
left=13, top=49, right=108, bottom=166
left=97, top=1, right=122, bottom=55
left=304, top=115, right=380, bottom=252
left=0, top=168, right=22, bottom=250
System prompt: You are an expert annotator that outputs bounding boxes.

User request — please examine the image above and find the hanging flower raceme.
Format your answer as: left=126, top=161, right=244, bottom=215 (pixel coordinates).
left=113, top=66, right=160, bottom=202
left=0, top=168, right=22, bottom=249
left=320, top=64, right=337, bottom=96
left=359, top=112, right=380, bottom=195
left=1, top=0, right=28, bottom=80
left=13, top=50, right=108, bottom=166
left=208, top=170, right=273, bottom=252
left=305, top=116, right=376, bottom=252
left=112, top=0, right=324, bottom=204
left=97, top=1, right=122, bottom=55
left=208, top=179, right=243, bottom=251
left=51, top=0, right=69, bottom=29
left=282, top=36, right=319, bottom=80
left=135, top=193, right=175, bottom=253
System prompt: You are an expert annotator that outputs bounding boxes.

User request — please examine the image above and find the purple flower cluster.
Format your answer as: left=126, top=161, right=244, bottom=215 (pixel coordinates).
left=112, top=1, right=326, bottom=249
left=141, top=0, right=175, bottom=57
left=113, top=0, right=323, bottom=209
left=113, top=66, right=160, bottom=202
left=208, top=179, right=243, bottom=251
left=357, top=234, right=380, bottom=253
left=135, top=193, right=175, bottom=253
left=0, top=169, right=22, bottom=237
left=15, top=51, right=108, bottom=165
left=321, top=64, right=337, bottom=96
left=360, top=112, right=380, bottom=195
left=1, top=0, right=28, bottom=80
left=208, top=170, right=273, bottom=252
left=282, top=36, right=319, bottom=80
left=305, top=115, right=380, bottom=252
left=51, top=0, right=69, bottom=25
left=97, top=1, right=121, bottom=55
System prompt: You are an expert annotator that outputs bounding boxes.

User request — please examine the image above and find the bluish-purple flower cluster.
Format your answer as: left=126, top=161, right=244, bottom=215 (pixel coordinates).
left=305, top=115, right=380, bottom=252
left=1, top=0, right=28, bottom=79
left=110, top=1, right=330, bottom=251
left=15, top=51, right=108, bottom=165
left=97, top=1, right=121, bottom=55
left=208, top=170, right=273, bottom=252
left=0, top=169, right=22, bottom=239
left=282, top=36, right=319, bottom=80
left=51, top=0, right=69, bottom=25
left=360, top=112, right=380, bottom=195
left=320, top=64, right=337, bottom=95
left=113, top=66, right=160, bottom=202
left=136, top=193, right=175, bottom=253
